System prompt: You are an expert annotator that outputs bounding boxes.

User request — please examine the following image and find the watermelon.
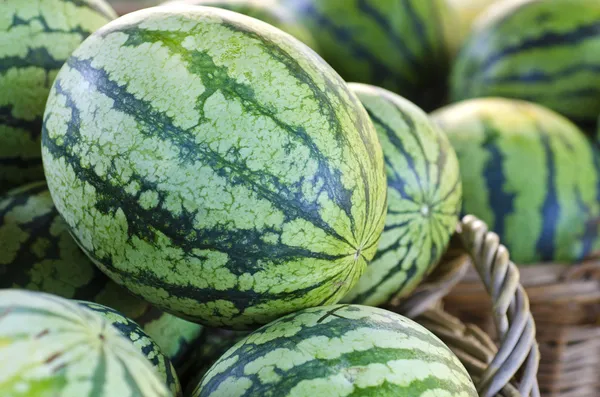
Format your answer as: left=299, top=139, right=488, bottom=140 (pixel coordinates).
left=0, top=0, right=116, bottom=193
left=0, top=289, right=169, bottom=397
left=0, top=181, right=203, bottom=368
left=343, top=84, right=461, bottom=306
left=78, top=301, right=181, bottom=396
left=41, top=6, right=387, bottom=329
left=451, top=0, right=600, bottom=130
left=162, top=0, right=318, bottom=50
left=192, top=304, right=478, bottom=397
left=279, top=0, right=458, bottom=111
left=431, top=97, right=600, bottom=264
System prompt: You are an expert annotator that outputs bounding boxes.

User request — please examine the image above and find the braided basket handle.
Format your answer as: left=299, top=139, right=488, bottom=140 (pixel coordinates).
left=392, top=215, right=541, bottom=397
left=458, top=215, right=540, bottom=397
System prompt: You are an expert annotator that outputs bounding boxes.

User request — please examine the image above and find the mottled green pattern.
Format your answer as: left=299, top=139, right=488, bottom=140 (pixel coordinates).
left=0, top=0, right=116, bottom=192
left=78, top=301, right=181, bottom=396
left=280, top=0, right=457, bottom=111
left=0, top=289, right=169, bottom=397
left=163, top=0, right=318, bottom=50
left=451, top=0, right=600, bottom=129
left=344, top=84, right=461, bottom=306
left=0, top=181, right=203, bottom=367
left=193, top=304, right=477, bottom=397
left=431, top=98, right=600, bottom=264
left=42, top=7, right=387, bottom=329
left=447, top=0, right=498, bottom=43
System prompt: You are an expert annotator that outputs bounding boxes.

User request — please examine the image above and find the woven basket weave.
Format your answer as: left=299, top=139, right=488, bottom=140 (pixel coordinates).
left=390, top=215, right=542, bottom=397
left=444, top=255, right=600, bottom=397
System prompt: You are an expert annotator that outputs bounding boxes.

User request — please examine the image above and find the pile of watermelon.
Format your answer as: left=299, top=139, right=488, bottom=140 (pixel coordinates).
left=1, top=0, right=598, bottom=395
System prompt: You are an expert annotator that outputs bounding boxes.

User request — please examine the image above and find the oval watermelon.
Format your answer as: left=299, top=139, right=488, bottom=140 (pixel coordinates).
left=0, top=0, right=116, bottom=193
left=0, top=181, right=203, bottom=368
left=162, top=0, right=318, bottom=50
left=451, top=0, right=600, bottom=130
left=193, top=304, right=478, bottom=397
left=41, top=6, right=387, bottom=329
left=344, top=84, right=461, bottom=306
left=279, top=0, right=458, bottom=111
left=431, top=97, right=600, bottom=264
left=78, top=301, right=181, bottom=396
left=0, top=289, right=169, bottom=397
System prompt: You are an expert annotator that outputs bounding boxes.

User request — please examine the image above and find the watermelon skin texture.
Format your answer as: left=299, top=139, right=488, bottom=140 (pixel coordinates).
left=0, top=0, right=116, bottom=193
left=0, top=289, right=169, bottom=397
left=193, top=304, right=478, bottom=397
left=451, top=0, right=600, bottom=130
left=431, top=98, right=600, bottom=264
left=78, top=301, right=182, bottom=397
left=41, top=6, right=387, bottom=329
left=279, top=0, right=457, bottom=112
left=0, top=181, right=203, bottom=368
left=344, top=84, right=461, bottom=306
left=162, top=0, right=318, bottom=50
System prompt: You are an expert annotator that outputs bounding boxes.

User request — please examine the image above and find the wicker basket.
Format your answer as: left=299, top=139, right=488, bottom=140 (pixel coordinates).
left=443, top=253, right=600, bottom=397
left=388, top=215, right=541, bottom=397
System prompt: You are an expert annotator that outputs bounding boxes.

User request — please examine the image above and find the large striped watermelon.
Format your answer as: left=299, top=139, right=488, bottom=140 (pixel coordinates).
left=41, top=6, right=387, bottom=329
left=0, top=289, right=169, bottom=397
left=0, top=0, right=116, bottom=193
left=279, top=0, right=458, bottom=111
left=0, top=181, right=203, bottom=367
left=343, top=84, right=462, bottom=306
left=78, top=301, right=181, bottom=396
left=431, top=98, right=600, bottom=264
left=451, top=0, right=600, bottom=130
left=162, top=0, right=318, bottom=50
left=193, top=304, right=478, bottom=397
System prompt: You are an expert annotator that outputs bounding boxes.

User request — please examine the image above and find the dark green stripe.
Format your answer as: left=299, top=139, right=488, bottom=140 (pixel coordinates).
left=479, top=19, right=600, bottom=75
left=535, top=125, right=559, bottom=261
left=481, top=120, right=516, bottom=238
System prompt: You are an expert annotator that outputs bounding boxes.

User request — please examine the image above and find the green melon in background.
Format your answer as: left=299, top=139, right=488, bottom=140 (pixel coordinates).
left=42, top=6, right=387, bottom=329
left=0, top=181, right=203, bottom=368
left=193, top=304, right=478, bottom=397
left=451, top=0, right=600, bottom=131
left=0, top=0, right=116, bottom=193
left=431, top=97, right=600, bottom=264
left=344, top=84, right=461, bottom=306
left=280, top=0, right=458, bottom=111
left=0, top=289, right=169, bottom=397
left=162, top=0, right=318, bottom=50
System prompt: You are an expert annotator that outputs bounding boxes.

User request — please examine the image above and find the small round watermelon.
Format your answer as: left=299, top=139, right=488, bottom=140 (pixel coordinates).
left=344, top=84, right=462, bottom=306
left=279, top=0, right=458, bottom=111
left=0, top=181, right=203, bottom=367
left=193, top=304, right=478, bottom=397
left=162, top=0, right=318, bottom=50
left=0, top=289, right=169, bottom=397
left=42, top=6, right=387, bottom=329
left=431, top=97, right=600, bottom=264
left=0, top=0, right=116, bottom=193
left=451, top=0, right=600, bottom=130
left=78, top=301, right=181, bottom=396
